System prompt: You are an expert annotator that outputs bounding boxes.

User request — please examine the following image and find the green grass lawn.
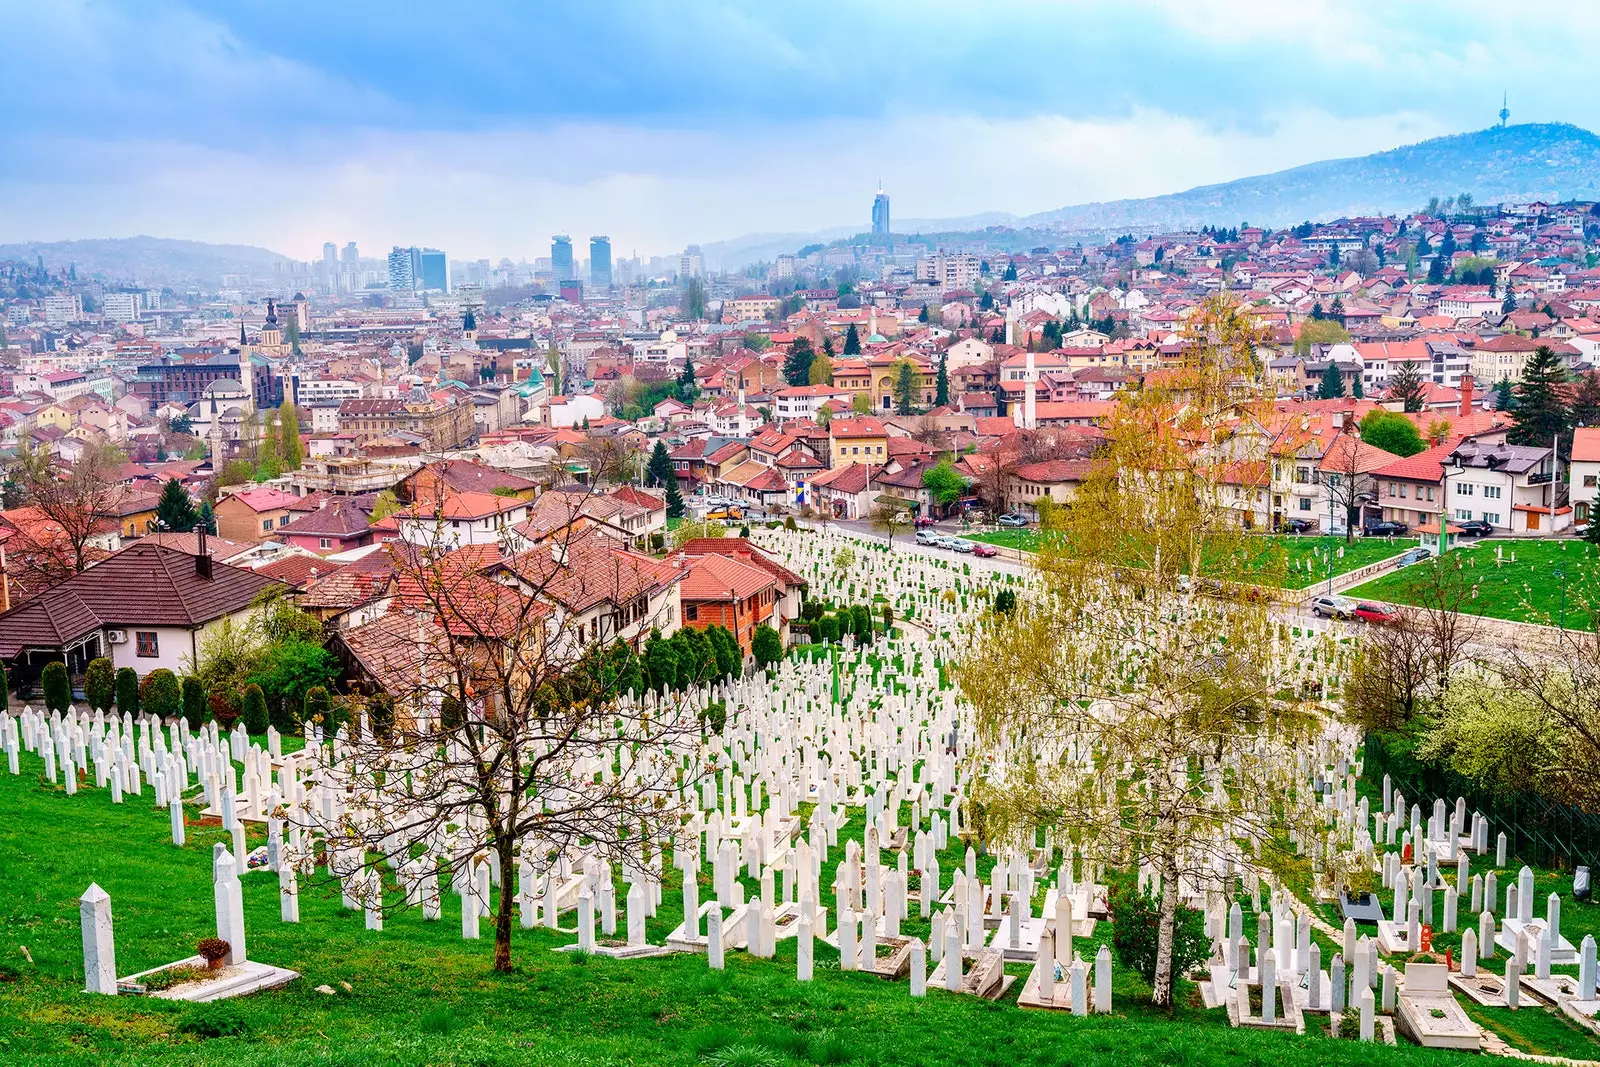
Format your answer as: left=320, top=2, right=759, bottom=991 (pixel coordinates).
left=0, top=738, right=1506, bottom=1067
left=1347, top=538, right=1600, bottom=629
left=966, top=532, right=1417, bottom=590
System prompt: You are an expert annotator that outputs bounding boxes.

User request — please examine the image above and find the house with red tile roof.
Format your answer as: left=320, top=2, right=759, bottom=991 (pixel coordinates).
left=675, top=537, right=806, bottom=643
left=670, top=550, right=781, bottom=653
left=0, top=542, right=284, bottom=682
left=277, top=498, right=375, bottom=555
left=393, top=491, right=532, bottom=548
left=214, top=486, right=301, bottom=543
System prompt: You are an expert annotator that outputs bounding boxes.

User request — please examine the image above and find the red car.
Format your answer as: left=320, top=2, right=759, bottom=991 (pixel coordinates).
left=1352, top=602, right=1395, bottom=624
left=914, top=517, right=936, bottom=529
left=972, top=543, right=998, bottom=558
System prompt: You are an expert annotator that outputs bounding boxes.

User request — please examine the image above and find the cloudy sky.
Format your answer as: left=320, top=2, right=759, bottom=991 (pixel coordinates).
left=1, top=1, right=1593, bottom=260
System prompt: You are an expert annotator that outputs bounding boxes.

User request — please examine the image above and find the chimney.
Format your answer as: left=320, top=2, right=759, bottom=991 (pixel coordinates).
left=1333, top=411, right=1345, bottom=430
left=195, top=526, right=213, bottom=579
left=1459, top=373, right=1474, bottom=418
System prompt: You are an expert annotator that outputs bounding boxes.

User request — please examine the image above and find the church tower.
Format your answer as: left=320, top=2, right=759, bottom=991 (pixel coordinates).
left=260, top=298, right=283, bottom=350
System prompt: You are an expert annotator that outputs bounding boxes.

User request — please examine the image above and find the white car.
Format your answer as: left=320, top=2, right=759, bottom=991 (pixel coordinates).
left=1310, top=595, right=1358, bottom=619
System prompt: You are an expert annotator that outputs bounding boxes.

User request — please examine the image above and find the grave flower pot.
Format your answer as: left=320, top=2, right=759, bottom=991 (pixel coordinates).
left=197, top=937, right=230, bottom=969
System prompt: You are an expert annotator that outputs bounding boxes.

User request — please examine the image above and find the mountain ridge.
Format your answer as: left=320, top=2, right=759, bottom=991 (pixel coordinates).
left=703, top=123, right=1600, bottom=267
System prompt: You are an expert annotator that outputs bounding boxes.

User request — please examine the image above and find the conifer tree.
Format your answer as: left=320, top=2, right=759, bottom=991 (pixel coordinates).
left=782, top=337, right=814, bottom=386
left=154, top=477, right=199, bottom=532
left=1508, top=345, right=1570, bottom=448
left=1494, top=376, right=1514, bottom=411
left=1388, top=361, right=1425, bottom=413
left=1317, top=362, right=1346, bottom=400
left=843, top=324, right=861, bottom=355
left=935, top=352, right=950, bottom=407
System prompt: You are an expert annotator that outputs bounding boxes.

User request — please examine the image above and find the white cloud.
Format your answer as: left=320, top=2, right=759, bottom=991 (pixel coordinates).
left=0, top=106, right=1450, bottom=262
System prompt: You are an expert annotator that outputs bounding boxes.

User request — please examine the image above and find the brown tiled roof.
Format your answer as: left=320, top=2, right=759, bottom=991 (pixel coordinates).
left=675, top=552, right=777, bottom=601
left=254, top=555, right=346, bottom=591
left=0, top=543, right=284, bottom=657
left=277, top=499, right=372, bottom=538
left=405, top=459, right=539, bottom=502
left=490, top=532, right=678, bottom=614
left=137, top=532, right=256, bottom=562
left=811, top=462, right=875, bottom=493
left=675, top=538, right=806, bottom=589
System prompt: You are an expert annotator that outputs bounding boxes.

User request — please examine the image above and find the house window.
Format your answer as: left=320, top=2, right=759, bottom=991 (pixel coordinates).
left=319, top=538, right=332, bottom=549
left=1484, top=513, right=1501, bottom=526
left=262, top=519, right=273, bottom=532
left=1455, top=508, right=1473, bottom=520
left=1298, top=498, right=1311, bottom=511
left=1399, top=486, right=1407, bottom=499
left=685, top=604, right=698, bottom=621
left=1484, top=485, right=1502, bottom=499
left=1426, top=487, right=1435, bottom=501
left=1585, top=475, right=1598, bottom=488
left=135, top=631, right=159, bottom=658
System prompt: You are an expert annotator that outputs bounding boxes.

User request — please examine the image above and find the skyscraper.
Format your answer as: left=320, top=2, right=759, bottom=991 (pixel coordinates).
left=341, top=242, right=359, bottom=290
left=552, top=235, right=574, bottom=282
left=323, top=242, right=339, bottom=291
left=418, top=249, right=449, bottom=292
left=872, top=187, right=891, bottom=236
left=387, top=247, right=414, bottom=291
left=589, top=236, right=612, bottom=288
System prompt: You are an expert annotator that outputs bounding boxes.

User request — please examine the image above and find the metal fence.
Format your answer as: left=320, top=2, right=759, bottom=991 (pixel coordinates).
left=1363, top=730, right=1600, bottom=872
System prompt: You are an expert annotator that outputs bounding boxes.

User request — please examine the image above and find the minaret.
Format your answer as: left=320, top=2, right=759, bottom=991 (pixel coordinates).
left=1005, top=304, right=1016, bottom=347
left=1024, top=350, right=1037, bottom=430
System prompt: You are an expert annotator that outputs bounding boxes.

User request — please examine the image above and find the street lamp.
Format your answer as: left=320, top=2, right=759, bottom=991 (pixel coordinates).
left=1555, top=564, right=1568, bottom=637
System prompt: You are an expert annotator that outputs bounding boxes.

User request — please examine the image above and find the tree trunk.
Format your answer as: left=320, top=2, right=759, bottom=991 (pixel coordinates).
left=1152, top=864, right=1179, bottom=1009
left=493, top=834, right=516, bottom=971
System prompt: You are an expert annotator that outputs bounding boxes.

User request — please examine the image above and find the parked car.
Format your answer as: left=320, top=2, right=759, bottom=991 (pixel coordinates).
left=933, top=536, right=962, bottom=550
left=1395, top=547, right=1432, bottom=567
left=1310, top=595, right=1358, bottom=619
left=997, top=514, right=1029, bottom=528
left=914, top=516, right=937, bottom=529
left=947, top=538, right=976, bottom=554
left=1282, top=518, right=1317, bottom=534
left=1455, top=519, right=1494, bottom=537
left=1352, top=602, right=1396, bottom=624
left=972, top=543, right=999, bottom=558
left=1362, top=520, right=1408, bottom=537
left=914, top=529, right=940, bottom=546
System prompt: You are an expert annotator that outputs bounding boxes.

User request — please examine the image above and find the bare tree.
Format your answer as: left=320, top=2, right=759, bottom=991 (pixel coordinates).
left=580, top=434, right=641, bottom=485
left=285, top=502, right=709, bottom=971
left=869, top=499, right=912, bottom=547
left=1344, top=609, right=1434, bottom=730
left=1400, top=552, right=1482, bottom=693
left=962, top=294, right=1353, bottom=1009
left=1320, top=430, right=1383, bottom=543
left=9, top=440, right=126, bottom=587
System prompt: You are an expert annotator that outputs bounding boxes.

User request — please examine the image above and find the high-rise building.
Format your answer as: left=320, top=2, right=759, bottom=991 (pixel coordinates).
left=387, top=247, right=415, bottom=291
left=323, top=242, right=340, bottom=291
left=678, top=246, right=703, bottom=280
left=552, top=235, right=574, bottom=282
left=872, top=187, right=891, bottom=236
left=44, top=294, right=83, bottom=324
left=102, top=292, right=139, bottom=324
left=418, top=249, right=449, bottom=292
left=589, top=236, right=612, bottom=288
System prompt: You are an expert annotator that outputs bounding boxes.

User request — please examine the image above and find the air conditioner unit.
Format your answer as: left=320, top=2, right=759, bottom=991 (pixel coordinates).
left=105, top=630, right=128, bottom=644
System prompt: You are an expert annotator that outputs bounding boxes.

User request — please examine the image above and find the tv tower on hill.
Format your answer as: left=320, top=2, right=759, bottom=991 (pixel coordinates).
left=1499, top=92, right=1510, bottom=128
